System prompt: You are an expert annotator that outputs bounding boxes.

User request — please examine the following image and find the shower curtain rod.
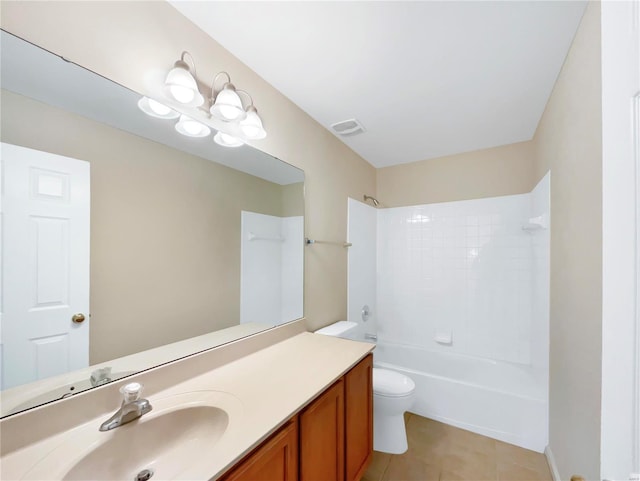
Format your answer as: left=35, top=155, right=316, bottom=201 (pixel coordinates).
left=305, top=237, right=352, bottom=248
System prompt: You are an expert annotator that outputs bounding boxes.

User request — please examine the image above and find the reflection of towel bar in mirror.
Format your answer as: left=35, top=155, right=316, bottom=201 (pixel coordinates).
left=305, top=238, right=352, bottom=248
left=248, top=232, right=285, bottom=242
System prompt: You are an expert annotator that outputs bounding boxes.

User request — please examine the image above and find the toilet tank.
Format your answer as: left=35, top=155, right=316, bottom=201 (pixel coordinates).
left=314, top=321, right=358, bottom=338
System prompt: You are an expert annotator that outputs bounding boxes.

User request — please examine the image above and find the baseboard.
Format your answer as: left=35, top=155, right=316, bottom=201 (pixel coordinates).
left=545, top=446, right=561, bottom=481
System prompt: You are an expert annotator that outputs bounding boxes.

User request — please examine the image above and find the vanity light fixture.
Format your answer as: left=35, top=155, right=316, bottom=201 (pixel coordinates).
left=164, top=52, right=204, bottom=107
left=175, top=114, right=211, bottom=138
left=138, top=51, right=267, bottom=147
left=137, top=97, right=180, bottom=119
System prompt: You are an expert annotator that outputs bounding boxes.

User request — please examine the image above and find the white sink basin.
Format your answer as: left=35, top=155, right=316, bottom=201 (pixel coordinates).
left=23, top=391, right=242, bottom=481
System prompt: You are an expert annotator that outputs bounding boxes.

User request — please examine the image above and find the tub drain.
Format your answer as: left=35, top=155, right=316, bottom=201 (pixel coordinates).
left=135, top=469, right=154, bottom=481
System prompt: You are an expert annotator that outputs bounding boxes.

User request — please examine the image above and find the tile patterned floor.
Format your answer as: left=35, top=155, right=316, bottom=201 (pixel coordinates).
left=363, top=414, right=552, bottom=481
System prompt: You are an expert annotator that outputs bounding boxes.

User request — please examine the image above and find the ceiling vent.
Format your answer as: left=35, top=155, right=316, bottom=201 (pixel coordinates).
left=330, top=118, right=366, bottom=136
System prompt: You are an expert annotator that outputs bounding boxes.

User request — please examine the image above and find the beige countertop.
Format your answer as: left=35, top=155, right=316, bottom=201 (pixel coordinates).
left=0, top=331, right=374, bottom=481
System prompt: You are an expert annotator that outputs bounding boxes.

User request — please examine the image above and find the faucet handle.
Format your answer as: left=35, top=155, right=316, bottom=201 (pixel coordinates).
left=120, top=382, right=143, bottom=403
left=90, top=366, right=112, bottom=386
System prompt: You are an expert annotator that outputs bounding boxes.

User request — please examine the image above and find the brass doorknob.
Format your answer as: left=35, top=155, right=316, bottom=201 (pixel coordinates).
left=72, top=313, right=86, bottom=324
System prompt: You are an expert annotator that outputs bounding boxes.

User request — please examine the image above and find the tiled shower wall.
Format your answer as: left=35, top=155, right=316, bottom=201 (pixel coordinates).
left=375, top=174, right=550, bottom=365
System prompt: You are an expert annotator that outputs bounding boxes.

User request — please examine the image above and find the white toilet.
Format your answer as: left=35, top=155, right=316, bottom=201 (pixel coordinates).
left=372, top=367, right=415, bottom=454
left=314, top=321, right=416, bottom=454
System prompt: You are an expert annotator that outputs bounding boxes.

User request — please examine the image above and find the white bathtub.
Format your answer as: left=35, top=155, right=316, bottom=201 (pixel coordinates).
left=373, top=340, right=548, bottom=452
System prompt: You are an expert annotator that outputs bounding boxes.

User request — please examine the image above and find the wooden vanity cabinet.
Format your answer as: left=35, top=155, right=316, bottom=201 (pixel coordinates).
left=219, top=354, right=372, bottom=481
left=344, top=354, right=373, bottom=481
left=299, top=379, right=345, bottom=481
left=220, top=419, right=298, bottom=481
left=299, top=354, right=373, bottom=481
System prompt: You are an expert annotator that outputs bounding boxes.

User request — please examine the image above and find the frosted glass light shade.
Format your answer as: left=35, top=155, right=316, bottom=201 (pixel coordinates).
left=214, top=131, right=244, bottom=147
left=210, top=85, right=246, bottom=121
left=137, top=97, right=180, bottom=119
left=239, top=107, right=267, bottom=139
left=175, top=115, right=211, bottom=138
left=164, top=65, right=204, bottom=107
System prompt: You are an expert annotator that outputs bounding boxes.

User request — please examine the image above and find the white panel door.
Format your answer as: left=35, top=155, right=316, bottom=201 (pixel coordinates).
left=1, top=143, right=90, bottom=390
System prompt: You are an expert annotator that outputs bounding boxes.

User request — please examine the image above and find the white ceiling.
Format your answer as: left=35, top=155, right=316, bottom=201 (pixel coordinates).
left=169, top=1, right=587, bottom=168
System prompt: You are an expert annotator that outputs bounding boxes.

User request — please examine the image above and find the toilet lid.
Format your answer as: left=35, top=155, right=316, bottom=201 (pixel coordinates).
left=373, top=368, right=415, bottom=397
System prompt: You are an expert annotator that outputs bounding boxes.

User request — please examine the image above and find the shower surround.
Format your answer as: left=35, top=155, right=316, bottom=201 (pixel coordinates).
left=347, top=172, right=550, bottom=451
left=240, top=211, right=304, bottom=326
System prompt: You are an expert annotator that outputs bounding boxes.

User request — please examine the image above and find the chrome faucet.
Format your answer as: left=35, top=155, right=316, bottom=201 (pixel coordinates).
left=99, top=382, right=152, bottom=432
left=90, top=366, right=112, bottom=387
left=364, top=332, right=378, bottom=342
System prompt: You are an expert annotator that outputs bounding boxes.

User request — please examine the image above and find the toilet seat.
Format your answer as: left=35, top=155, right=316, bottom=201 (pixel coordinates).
left=373, top=368, right=415, bottom=397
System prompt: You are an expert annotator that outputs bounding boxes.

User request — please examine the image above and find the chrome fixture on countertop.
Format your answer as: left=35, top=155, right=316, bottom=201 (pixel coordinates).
left=99, top=383, right=152, bottom=431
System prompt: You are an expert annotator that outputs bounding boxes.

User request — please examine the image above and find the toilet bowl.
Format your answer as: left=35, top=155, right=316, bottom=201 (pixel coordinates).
left=372, top=368, right=415, bottom=454
left=314, top=321, right=416, bottom=454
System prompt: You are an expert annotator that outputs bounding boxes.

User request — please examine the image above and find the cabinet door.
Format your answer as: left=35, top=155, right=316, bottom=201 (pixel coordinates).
left=345, top=354, right=373, bottom=481
left=221, top=419, right=298, bottom=481
left=299, top=379, right=345, bottom=481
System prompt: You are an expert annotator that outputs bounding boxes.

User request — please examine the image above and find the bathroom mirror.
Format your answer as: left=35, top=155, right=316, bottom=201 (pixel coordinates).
left=0, top=31, right=305, bottom=417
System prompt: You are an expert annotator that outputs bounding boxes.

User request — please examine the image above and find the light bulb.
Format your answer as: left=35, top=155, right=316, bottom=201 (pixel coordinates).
left=214, top=131, right=243, bottom=147
left=219, top=104, right=240, bottom=120
left=175, top=115, right=211, bottom=138
left=164, top=59, right=204, bottom=107
left=239, top=108, right=266, bottom=139
left=169, top=85, right=194, bottom=104
left=184, top=120, right=201, bottom=135
left=210, top=85, right=246, bottom=121
left=137, top=97, right=179, bottom=120
left=148, top=98, right=172, bottom=116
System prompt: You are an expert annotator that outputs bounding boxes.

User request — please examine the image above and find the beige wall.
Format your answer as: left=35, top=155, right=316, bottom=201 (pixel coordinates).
left=281, top=182, right=305, bottom=217
left=1, top=89, right=301, bottom=363
left=0, top=1, right=376, bottom=333
left=532, top=3, right=602, bottom=479
left=377, top=141, right=535, bottom=207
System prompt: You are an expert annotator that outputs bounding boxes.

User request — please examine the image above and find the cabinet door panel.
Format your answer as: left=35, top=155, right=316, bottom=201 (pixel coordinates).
left=221, top=419, right=298, bottom=481
left=299, top=379, right=345, bottom=481
left=345, top=354, right=373, bottom=481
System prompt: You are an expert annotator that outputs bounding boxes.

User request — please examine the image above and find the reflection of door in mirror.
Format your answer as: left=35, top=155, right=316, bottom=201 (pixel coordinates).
left=1, top=143, right=90, bottom=390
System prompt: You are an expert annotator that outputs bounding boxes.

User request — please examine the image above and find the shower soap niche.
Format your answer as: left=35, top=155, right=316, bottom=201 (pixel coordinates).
left=522, top=214, right=548, bottom=232
left=434, top=331, right=453, bottom=345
